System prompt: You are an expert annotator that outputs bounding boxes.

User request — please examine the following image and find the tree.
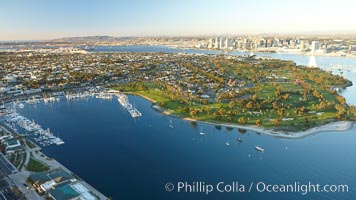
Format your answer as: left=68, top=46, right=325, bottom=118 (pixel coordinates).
left=183, top=106, right=190, bottom=113
left=335, top=104, right=346, bottom=119
left=272, top=101, right=279, bottom=110
left=304, top=117, right=309, bottom=123
left=272, top=118, right=280, bottom=125
left=228, top=101, right=235, bottom=109
left=252, top=94, right=257, bottom=100
left=246, top=101, right=253, bottom=109
left=277, top=108, right=285, bottom=118
left=238, top=117, right=246, bottom=124
left=336, top=95, right=346, bottom=105
left=313, top=90, right=322, bottom=99
left=190, top=110, right=197, bottom=118
left=218, top=108, right=226, bottom=116
left=159, top=101, right=167, bottom=107
left=205, top=106, right=211, bottom=114
left=282, top=93, right=290, bottom=101
left=256, top=119, right=262, bottom=126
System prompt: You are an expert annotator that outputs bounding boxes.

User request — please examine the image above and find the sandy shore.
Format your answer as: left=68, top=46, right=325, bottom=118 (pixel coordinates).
left=181, top=117, right=354, bottom=138
left=183, top=117, right=354, bottom=139
left=262, top=121, right=354, bottom=138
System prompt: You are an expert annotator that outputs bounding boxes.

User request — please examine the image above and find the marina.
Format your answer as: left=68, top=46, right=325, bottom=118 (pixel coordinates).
left=0, top=87, right=143, bottom=149
left=1, top=107, right=65, bottom=147
left=117, top=93, right=142, bottom=118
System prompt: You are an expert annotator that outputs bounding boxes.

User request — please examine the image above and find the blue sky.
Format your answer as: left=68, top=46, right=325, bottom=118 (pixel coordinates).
left=1, top=0, right=356, bottom=40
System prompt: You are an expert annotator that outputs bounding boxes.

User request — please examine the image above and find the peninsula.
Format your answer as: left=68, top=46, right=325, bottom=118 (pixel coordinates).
left=1, top=50, right=355, bottom=134
left=105, top=53, right=355, bottom=133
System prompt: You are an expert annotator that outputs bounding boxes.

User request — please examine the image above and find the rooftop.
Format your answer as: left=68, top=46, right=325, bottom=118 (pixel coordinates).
left=49, top=184, right=80, bottom=200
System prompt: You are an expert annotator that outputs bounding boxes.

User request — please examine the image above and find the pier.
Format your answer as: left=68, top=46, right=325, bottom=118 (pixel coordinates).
left=116, top=93, right=142, bottom=118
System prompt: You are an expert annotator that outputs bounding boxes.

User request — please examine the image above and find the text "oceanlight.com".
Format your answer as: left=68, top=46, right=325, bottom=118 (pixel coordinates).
left=164, top=181, right=349, bottom=195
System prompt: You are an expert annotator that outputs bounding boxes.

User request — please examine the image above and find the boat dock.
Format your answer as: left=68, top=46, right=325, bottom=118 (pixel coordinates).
left=116, top=93, right=142, bottom=118
left=1, top=108, right=65, bottom=147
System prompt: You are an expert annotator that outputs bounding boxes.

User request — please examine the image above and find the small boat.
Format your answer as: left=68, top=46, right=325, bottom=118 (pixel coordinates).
left=169, top=119, right=173, bottom=128
left=199, top=126, right=205, bottom=135
left=255, top=146, right=264, bottom=152
left=226, top=142, right=230, bottom=146
left=237, top=138, right=243, bottom=142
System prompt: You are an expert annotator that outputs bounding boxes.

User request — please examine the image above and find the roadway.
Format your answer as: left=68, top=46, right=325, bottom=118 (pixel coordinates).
left=0, top=153, right=17, bottom=176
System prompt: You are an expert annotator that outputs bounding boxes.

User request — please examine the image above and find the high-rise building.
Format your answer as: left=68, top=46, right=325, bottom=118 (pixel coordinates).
left=209, top=38, right=214, bottom=49
left=299, top=40, right=305, bottom=50
left=214, top=37, right=219, bottom=49
left=219, top=37, right=224, bottom=49
left=350, top=45, right=356, bottom=51
left=225, top=37, right=231, bottom=49
left=238, top=41, right=243, bottom=49
left=311, top=41, right=320, bottom=52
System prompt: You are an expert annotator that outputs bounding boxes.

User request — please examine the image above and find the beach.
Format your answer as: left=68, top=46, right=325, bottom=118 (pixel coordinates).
left=183, top=117, right=354, bottom=139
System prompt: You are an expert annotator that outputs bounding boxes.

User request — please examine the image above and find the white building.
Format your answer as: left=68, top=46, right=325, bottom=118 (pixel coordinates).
left=225, top=37, right=231, bottom=49
left=350, top=45, right=356, bottom=51
left=299, top=40, right=305, bottom=50
left=209, top=38, right=214, bottom=48
left=311, top=41, right=320, bottom=52
left=219, top=37, right=225, bottom=49
left=214, top=37, right=219, bottom=49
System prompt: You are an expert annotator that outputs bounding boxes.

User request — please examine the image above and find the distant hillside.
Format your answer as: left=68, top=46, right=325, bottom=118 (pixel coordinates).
left=49, top=36, right=136, bottom=43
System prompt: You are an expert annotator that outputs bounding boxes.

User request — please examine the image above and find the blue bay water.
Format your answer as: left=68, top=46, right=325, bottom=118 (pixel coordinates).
left=18, top=46, right=356, bottom=199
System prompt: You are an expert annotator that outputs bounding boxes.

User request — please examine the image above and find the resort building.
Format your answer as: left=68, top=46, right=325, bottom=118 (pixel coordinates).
left=28, top=168, right=99, bottom=200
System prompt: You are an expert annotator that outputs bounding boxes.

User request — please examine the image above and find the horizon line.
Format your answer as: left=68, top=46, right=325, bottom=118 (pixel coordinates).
left=2, top=32, right=356, bottom=42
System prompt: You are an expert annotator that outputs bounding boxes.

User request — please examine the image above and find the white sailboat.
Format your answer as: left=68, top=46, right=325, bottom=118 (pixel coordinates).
left=199, top=126, right=205, bottom=135
left=255, top=146, right=265, bottom=152
left=169, top=119, right=173, bottom=128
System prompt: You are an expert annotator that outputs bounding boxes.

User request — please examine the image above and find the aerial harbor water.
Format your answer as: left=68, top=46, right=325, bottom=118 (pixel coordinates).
left=16, top=46, right=356, bottom=199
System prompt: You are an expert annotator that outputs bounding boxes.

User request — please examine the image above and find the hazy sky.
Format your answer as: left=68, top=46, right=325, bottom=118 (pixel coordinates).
left=1, top=0, right=356, bottom=40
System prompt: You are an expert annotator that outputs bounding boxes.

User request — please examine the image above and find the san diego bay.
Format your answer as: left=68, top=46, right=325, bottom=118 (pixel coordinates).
left=10, top=46, right=356, bottom=199
left=2, top=1, right=356, bottom=200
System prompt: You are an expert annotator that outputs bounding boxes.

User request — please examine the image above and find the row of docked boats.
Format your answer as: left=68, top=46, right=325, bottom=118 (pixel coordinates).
left=2, top=109, right=65, bottom=147
left=43, top=97, right=60, bottom=103
left=66, top=92, right=94, bottom=100
left=96, top=93, right=113, bottom=100
left=116, top=93, right=142, bottom=118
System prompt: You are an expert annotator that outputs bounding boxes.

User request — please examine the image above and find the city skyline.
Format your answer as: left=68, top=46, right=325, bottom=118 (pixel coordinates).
left=1, top=0, right=356, bottom=41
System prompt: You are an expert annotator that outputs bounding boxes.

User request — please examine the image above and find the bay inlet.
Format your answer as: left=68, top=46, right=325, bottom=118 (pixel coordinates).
left=16, top=46, right=356, bottom=199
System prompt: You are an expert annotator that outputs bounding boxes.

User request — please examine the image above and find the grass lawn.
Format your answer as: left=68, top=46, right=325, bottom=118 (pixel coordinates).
left=110, top=78, right=351, bottom=131
left=27, top=157, right=49, bottom=172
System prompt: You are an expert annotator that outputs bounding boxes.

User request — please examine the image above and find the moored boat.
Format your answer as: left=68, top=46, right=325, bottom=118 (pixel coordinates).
left=255, top=146, right=264, bottom=152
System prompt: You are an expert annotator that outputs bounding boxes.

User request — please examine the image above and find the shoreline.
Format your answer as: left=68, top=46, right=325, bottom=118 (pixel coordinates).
left=125, top=91, right=157, bottom=103
left=183, top=118, right=354, bottom=139
left=165, top=45, right=356, bottom=58
left=79, top=44, right=356, bottom=59
left=128, top=93, right=355, bottom=139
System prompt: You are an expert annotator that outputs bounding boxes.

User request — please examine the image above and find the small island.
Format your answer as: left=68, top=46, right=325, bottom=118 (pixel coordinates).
left=111, top=54, right=356, bottom=134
